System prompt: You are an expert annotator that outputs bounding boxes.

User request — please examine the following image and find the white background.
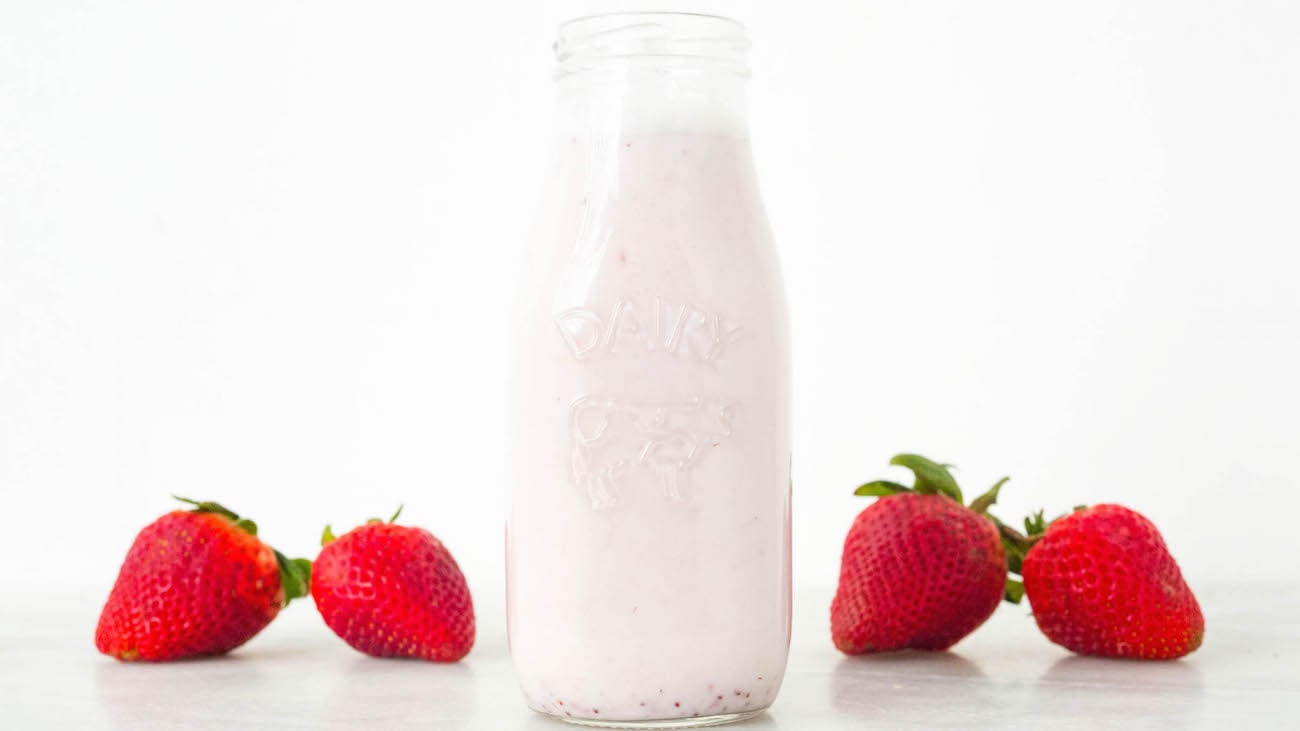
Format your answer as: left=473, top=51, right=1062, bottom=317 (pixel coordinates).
left=3, top=0, right=1298, bottom=608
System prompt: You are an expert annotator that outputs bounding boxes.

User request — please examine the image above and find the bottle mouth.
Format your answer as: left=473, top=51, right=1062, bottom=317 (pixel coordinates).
left=554, top=11, right=750, bottom=78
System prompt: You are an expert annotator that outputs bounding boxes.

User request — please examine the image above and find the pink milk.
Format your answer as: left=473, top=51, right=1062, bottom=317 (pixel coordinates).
left=508, top=13, right=791, bottom=727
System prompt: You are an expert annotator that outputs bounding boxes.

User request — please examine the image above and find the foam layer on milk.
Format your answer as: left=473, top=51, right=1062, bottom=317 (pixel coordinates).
left=555, top=69, right=749, bottom=139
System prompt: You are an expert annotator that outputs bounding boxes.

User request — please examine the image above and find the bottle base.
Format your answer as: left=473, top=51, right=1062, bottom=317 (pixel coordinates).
left=550, top=709, right=766, bottom=729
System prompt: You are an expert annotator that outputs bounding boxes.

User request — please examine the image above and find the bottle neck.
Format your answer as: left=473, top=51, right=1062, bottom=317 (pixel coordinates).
left=553, top=12, right=751, bottom=140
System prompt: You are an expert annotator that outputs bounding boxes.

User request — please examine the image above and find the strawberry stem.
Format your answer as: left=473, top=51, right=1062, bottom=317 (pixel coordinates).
left=173, top=496, right=240, bottom=523
left=888, top=454, right=963, bottom=503
left=997, top=520, right=1039, bottom=553
left=969, top=477, right=1009, bottom=515
left=1024, top=510, right=1047, bottom=536
left=321, top=506, right=402, bottom=547
left=366, top=506, right=405, bottom=524
left=1004, top=579, right=1025, bottom=604
left=990, top=515, right=1043, bottom=600
left=854, top=480, right=911, bottom=497
left=275, top=551, right=312, bottom=604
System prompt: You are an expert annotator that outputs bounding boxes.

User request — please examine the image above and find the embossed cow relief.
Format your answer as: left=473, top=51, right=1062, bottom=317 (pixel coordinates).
left=569, top=395, right=735, bottom=508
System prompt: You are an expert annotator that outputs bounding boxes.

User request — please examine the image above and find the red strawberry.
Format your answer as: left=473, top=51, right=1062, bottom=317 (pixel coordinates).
left=1009, top=504, right=1203, bottom=659
left=95, top=498, right=311, bottom=662
left=831, top=454, right=1010, bottom=654
left=311, top=508, right=474, bottom=662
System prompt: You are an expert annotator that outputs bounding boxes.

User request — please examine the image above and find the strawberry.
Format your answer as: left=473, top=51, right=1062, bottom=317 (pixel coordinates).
left=831, top=454, right=1009, bottom=654
left=95, top=497, right=311, bottom=662
left=1004, top=504, right=1204, bottom=660
left=311, top=508, right=474, bottom=662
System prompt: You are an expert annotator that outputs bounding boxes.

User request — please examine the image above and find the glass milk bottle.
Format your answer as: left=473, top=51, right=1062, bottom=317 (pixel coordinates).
left=508, top=12, right=791, bottom=727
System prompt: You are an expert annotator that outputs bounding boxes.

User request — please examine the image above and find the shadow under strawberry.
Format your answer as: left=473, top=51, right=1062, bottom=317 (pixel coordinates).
left=322, top=655, right=478, bottom=727
left=93, top=653, right=275, bottom=730
left=832, top=651, right=986, bottom=720
left=1031, top=655, right=1205, bottom=724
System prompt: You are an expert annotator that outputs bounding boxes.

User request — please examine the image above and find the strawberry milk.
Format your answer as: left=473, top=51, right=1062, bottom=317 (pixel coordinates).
left=508, top=13, right=791, bottom=727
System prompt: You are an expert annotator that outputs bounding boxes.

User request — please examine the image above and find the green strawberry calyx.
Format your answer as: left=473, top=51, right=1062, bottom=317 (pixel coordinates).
left=853, top=454, right=1017, bottom=601
left=856, top=454, right=965, bottom=503
left=173, top=495, right=312, bottom=606
left=320, top=505, right=404, bottom=547
left=854, top=454, right=1008, bottom=515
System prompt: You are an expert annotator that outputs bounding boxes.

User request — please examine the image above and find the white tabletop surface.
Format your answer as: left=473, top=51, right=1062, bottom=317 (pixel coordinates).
left=3, top=582, right=1295, bottom=730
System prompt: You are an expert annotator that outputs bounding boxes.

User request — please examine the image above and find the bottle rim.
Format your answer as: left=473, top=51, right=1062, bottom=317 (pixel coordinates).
left=554, top=11, right=750, bottom=79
